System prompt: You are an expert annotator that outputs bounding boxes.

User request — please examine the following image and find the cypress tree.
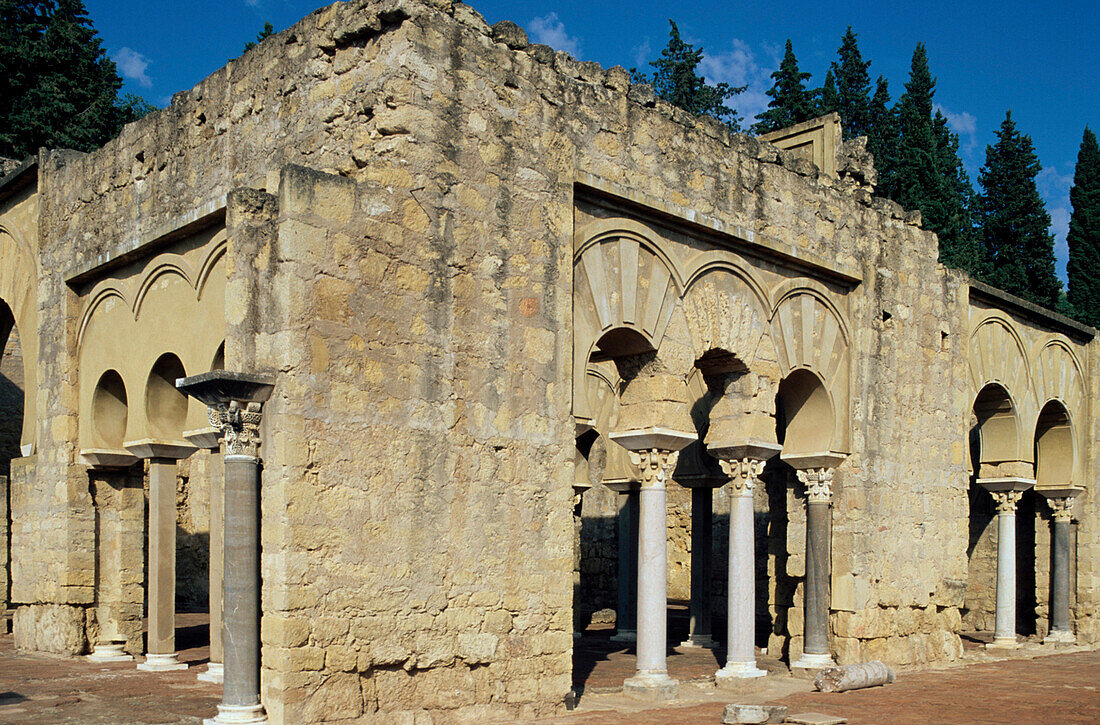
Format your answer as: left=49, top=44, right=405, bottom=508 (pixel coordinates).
left=751, top=39, right=816, bottom=134
left=817, top=67, right=839, bottom=116
left=832, top=26, right=872, bottom=139
left=0, top=0, right=150, bottom=159
left=977, top=111, right=1061, bottom=308
left=1066, top=127, right=1100, bottom=326
left=631, top=20, right=747, bottom=131
left=893, top=43, right=939, bottom=213
left=866, top=76, right=897, bottom=195
left=932, top=110, right=983, bottom=275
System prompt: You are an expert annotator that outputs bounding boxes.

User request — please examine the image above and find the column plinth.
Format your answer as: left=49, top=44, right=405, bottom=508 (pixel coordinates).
left=979, top=477, right=1035, bottom=650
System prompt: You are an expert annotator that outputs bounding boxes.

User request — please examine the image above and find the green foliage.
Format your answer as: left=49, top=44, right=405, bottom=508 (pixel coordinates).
left=832, top=27, right=872, bottom=139
left=0, top=0, right=151, bottom=159
left=866, top=76, right=897, bottom=195
left=1066, top=127, right=1100, bottom=326
left=631, top=20, right=746, bottom=130
left=243, top=21, right=275, bottom=53
left=977, top=111, right=1062, bottom=308
left=751, top=39, right=816, bottom=134
left=817, top=68, right=838, bottom=116
left=931, top=110, right=983, bottom=275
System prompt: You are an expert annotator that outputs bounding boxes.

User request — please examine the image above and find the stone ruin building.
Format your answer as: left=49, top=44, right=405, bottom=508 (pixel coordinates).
left=0, top=0, right=1097, bottom=722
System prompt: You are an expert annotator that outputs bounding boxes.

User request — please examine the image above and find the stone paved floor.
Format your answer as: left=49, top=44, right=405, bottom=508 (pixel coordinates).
left=2, top=612, right=1098, bottom=724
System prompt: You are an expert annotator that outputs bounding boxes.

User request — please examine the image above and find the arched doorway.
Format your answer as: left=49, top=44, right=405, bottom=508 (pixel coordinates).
left=0, top=300, right=25, bottom=612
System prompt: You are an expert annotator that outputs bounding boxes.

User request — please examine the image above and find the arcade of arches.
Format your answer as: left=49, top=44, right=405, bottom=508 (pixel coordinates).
left=0, top=0, right=1098, bottom=722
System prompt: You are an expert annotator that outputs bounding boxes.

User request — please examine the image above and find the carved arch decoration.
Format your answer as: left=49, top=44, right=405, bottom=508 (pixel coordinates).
left=967, top=314, right=1036, bottom=463
left=0, top=226, right=39, bottom=454
left=680, top=259, right=772, bottom=372
left=769, top=283, right=851, bottom=453
left=582, top=362, right=639, bottom=485
left=1031, top=337, right=1087, bottom=486
left=573, top=217, right=683, bottom=422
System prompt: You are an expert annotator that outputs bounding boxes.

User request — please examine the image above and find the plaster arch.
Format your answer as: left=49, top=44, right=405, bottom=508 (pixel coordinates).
left=77, top=283, right=131, bottom=352
left=195, top=234, right=227, bottom=302
left=971, top=382, right=1026, bottom=473
left=777, top=368, right=837, bottom=458
left=681, top=263, right=771, bottom=371
left=0, top=227, right=38, bottom=453
left=573, top=220, right=682, bottom=422
left=769, top=286, right=851, bottom=454
left=1033, top=399, right=1077, bottom=488
left=968, top=315, right=1036, bottom=461
left=133, top=256, right=194, bottom=321
left=1030, top=338, right=1086, bottom=486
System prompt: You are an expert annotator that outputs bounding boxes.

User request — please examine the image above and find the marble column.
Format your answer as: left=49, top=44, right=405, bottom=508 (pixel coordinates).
left=681, top=486, right=716, bottom=649
left=792, top=467, right=836, bottom=671
left=178, top=372, right=273, bottom=725
left=609, top=428, right=694, bottom=701
left=1040, top=489, right=1080, bottom=643
left=979, top=478, right=1034, bottom=649
left=714, top=457, right=770, bottom=681
left=610, top=489, right=639, bottom=643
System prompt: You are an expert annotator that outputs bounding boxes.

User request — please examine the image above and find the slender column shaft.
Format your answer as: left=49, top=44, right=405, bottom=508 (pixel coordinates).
left=222, top=453, right=262, bottom=709
left=804, top=500, right=830, bottom=656
left=993, top=508, right=1017, bottom=644
left=726, top=490, right=756, bottom=665
left=200, top=450, right=225, bottom=682
left=684, top=487, right=713, bottom=647
left=1051, top=517, right=1071, bottom=634
left=147, top=458, right=178, bottom=657
left=635, top=480, right=668, bottom=674
left=612, top=491, right=639, bottom=641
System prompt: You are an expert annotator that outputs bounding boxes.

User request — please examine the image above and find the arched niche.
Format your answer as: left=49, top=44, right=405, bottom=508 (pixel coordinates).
left=968, top=316, right=1036, bottom=439
left=211, top=341, right=226, bottom=372
left=776, top=368, right=835, bottom=458
left=92, top=370, right=128, bottom=449
left=972, top=383, right=1024, bottom=474
left=0, top=228, right=38, bottom=454
left=145, top=353, right=188, bottom=440
left=1034, top=400, right=1075, bottom=487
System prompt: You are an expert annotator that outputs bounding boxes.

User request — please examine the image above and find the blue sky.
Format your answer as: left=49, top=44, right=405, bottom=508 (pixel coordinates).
left=87, top=0, right=1098, bottom=282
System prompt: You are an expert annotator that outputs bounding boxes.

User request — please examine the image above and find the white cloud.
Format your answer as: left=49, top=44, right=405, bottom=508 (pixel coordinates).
left=698, top=39, right=777, bottom=127
left=632, top=39, right=651, bottom=72
left=526, top=13, right=580, bottom=57
left=114, top=47, right=152, bottom=89
left=935, top=103, right=978, bottom=157
left=1037, top=165, right=1075, bottom=283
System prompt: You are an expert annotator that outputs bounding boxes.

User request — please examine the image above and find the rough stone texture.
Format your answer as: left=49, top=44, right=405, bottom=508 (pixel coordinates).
left=0, top=0, right=1097, bottom=723
left=723, top=703, right=788, bottom=724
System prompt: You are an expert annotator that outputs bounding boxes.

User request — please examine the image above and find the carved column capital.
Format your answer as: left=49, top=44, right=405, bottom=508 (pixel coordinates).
left=626, top=448, right=680, bottom=490
left=209, top=400, right=264, bottom=458
left=991, top=489, right=1023, bottom=515
left=1047, top=496, right=1074, bottom=523
left=796, top=468, right=834, bottom=504
left=718, top=458, right=766, bottom=497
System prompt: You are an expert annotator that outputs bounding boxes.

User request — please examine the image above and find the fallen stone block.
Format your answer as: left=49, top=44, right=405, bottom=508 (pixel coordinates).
left=813, top=660, right=895, bottom=693
left=721, top=703, right=788, bottom=723
left=787, top=713, right=848, bottom=725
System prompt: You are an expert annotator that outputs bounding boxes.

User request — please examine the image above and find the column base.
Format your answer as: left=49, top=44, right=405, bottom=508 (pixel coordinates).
left=679, top=633, right=717, bottom=649
left=138, top=653, right=189, bottom=671
left=791, top=652, right=835, bottom=678
left=1044, top=630, right=1075, bottom=645
left=87, top=643, right=134, bottom=663
left=197, top=662, right=224, bottom=683
left=609, top=628, right=637, bottom=643
left=203, top=703, right=268, bottom=724
left=716, top=661, right=767, bottom=683
left=623, top=672, right=678, bottom=701
left=986, top=636, right=1020, bottom=650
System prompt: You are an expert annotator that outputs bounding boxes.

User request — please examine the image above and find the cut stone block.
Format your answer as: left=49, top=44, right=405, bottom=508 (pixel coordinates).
left=722, top=703, right=788, bottom=724
left=787, top=713, right=848, bottom=725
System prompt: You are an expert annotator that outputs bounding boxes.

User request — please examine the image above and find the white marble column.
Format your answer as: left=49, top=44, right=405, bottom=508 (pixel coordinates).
left=610, top=428, right=694, bottom=701
left=715, top=457, right=768, bottom=682
left=979, top=478, right=1034, bottom=649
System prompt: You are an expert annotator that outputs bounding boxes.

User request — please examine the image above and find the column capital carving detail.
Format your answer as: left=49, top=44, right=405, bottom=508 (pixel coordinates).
left=208, top=401, right=264, bottom=458
left=796, top=468, right=834, bottom=504
left=627, top=448, right=680, bottom=490
left=991, top=489, right=1023, bottom=514
left=718, top=458, right=766, bottom=497
left=1047, top=496, right=1074, bottom=523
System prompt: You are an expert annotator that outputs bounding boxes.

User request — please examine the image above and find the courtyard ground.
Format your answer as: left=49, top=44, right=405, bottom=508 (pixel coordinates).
left=1, top=612, right=1097, bottom=724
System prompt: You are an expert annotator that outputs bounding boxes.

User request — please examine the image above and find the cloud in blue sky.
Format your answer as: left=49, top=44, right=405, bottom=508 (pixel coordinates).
left=114, top=47, right=152, bottom=88
left=698, top=39, right=778, bottom=126
left=935, top=103, right=979, bottom=158
left=526, top=13, right=580, bottom=57
left=1037, top=164, right=1075, bottom=281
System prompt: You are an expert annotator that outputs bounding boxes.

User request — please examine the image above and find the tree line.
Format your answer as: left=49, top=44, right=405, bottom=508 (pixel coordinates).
left=633, top=22, right=1100, bottom=326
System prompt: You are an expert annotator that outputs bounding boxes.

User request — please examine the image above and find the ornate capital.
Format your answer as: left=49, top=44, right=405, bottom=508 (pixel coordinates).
left=1047, top=496, right=1074, bottom=523
left=626, top=448, right=679, bottom=489
left=209, top=400, right=264, bottom=458
left=796, top=468, right=834, bottom=504
left=718, top=458, right=766, bottom=497
left=991, top=489, right=1023, bottom=515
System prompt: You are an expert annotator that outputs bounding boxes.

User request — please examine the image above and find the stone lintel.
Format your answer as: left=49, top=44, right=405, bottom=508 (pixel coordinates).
left=1036, top=485, right=1085, bottom=500
left=80, top=448, right=139, bottom=469
left=708, top=440, right=783, bottom=463
left=184, top=427, right=221, bottom=450
left=574, top=417, right=595, bottom=436
left=609, top=427, right=695, bottom=453
left=123, top=439, right=196, bottom=461
left=977, top=477, right=1036, bottom=494
left=602, top=478, right=640, bottom=493
left=176, top=371, right=274, bottom=407
left=781, top=451, right=847, bottom=471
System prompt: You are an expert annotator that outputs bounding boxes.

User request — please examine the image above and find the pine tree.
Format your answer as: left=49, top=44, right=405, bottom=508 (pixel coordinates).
left=977, top=111, right=1062, bottom=308
left=893, top=43, right=938, bottom=214
left=832, top=27, right=872, bottom=139
left=631, top=20, right=747, bottom=130
left=866, top=76, right=897, bottom=195
left=817, top=68, right=839, bottom=116
left=932, top=110, right=983, bottom=275
left=1066, top=127, right=1100, bottom=326
left=243, top=21, right=275, bottom=53
left=0, top=0, right=150, bottom=159
left=751, top=39, right=815, bottom=134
